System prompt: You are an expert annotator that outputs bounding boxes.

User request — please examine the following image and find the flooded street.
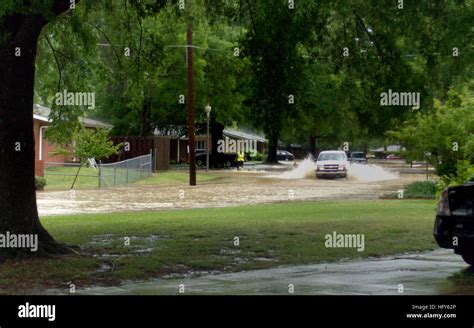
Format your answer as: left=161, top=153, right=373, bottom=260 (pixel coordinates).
left=37, top=162, right=426, bottom=216
left=57, top=249, right=470, bottom=295
left=34, top=162, right=470, bottom=296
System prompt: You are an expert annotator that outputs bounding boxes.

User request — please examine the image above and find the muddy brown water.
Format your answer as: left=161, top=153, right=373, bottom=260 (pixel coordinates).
left=36, top=166, right=461, bottom=296
left=37, top=167, right=427, bottom=216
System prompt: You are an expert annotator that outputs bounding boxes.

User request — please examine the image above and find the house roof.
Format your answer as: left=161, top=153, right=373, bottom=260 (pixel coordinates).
left=33, top=104, right=113, bottom=129
left=370, top=145, right=405, bottom=152
left=223, top=128, right=267, bottom=143
left=153, top=126, right=268, bottom=142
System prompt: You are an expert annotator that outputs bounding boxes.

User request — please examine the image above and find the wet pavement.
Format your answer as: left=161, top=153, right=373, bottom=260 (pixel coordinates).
left=66, top=249, right=469, bottom=295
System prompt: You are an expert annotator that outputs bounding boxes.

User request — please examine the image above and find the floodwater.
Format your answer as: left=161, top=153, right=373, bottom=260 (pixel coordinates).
left=52, top=249, right=470, bottom=295
left=37, top=162, right=465, bottom=296
left=266, top=157, right=399, bottom=181
left=37, top=162, right=424, bottom=216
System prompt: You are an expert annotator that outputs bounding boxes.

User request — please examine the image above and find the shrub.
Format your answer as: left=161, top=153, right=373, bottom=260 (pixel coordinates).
left=249, top=151, right=264, bottom=161
left=35, top=176, right=47, bottom=190
left=436, top=160, right=474, bottom=197
left=383, top=180, right=438, bottom=199
left=404, top=181, right=437, bottom=199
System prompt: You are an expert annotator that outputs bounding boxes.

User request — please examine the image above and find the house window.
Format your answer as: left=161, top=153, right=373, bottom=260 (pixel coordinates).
left=196, top=141, right=205, bottom=150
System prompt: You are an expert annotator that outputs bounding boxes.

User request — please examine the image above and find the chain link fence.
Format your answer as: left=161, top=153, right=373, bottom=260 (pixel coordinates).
left=99, top=153, right=153, bottom=188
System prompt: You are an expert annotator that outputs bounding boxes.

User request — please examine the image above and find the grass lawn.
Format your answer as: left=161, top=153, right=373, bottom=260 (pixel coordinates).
left=44, top=166, right=99, bottom=190
left=44, top=168, right=221, bottom=190
left=0, top=200, right=439, bottom=293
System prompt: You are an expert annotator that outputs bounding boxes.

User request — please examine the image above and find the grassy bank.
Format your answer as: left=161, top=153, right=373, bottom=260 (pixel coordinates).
left=382, top=180, right=438, bottom=199
left=0, top=200, right=438, bottom=293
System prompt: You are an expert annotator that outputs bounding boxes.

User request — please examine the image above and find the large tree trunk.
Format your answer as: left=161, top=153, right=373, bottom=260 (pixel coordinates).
left=0, top=9, right=72, bottom=262
left=140, top=95, right=152, bottom=136
left=265, top=133, right=279, bottom=163
left=308, top=135, right=316, bottom=159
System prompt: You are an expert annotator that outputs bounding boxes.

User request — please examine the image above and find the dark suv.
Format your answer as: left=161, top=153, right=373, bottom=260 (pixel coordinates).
left=195, top=152, right=237, bottom=168
left=434, top=179, right=474, bottom=265
left=348, top=151, right=367, bottom=163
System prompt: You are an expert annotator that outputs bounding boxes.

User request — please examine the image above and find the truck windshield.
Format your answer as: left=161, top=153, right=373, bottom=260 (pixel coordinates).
left=318, top=153, right=345, bottom=161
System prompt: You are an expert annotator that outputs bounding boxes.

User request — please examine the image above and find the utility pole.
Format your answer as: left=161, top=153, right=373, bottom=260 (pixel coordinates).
left=187, top=1, right=196, bottom=186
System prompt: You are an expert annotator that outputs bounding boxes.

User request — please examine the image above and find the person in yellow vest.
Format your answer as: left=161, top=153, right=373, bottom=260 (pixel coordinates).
left=237, top=151, right=245, bottom=169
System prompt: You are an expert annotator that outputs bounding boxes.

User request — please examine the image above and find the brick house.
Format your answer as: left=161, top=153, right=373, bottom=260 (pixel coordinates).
left=169, top=128, right=267, bottom=164
left=33, top=104, right=112, bottom=176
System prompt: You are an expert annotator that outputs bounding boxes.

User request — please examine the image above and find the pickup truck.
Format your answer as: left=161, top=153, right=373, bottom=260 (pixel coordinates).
left=434, top=179, right=474, bottom=265
left=315, top=150, right=348, bottom=179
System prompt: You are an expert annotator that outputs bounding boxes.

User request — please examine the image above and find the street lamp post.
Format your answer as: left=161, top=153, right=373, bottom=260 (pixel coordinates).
left=205, top=103, right=212, bottom=172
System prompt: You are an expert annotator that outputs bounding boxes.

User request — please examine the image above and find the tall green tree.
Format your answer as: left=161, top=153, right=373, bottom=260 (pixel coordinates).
left=388, top=85, right=474, bottom=178
left=241, top=0, right=473, bottom=158
left=0, top=0, right=76, bottom=261
left=35, top=0, right=248, bottom=138
left=296, top=0, right=473, bottom=154
left=0, top=0, right=168, bottom=261
left=241, top=0, right=324, bottom=162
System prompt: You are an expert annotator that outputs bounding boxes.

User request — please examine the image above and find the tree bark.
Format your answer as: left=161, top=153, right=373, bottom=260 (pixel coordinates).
left=265, top=133, right=279, bottom=163
left=309, top=135, right=316, bottom=158
left=140, top=95, right=152, bottom=136
left=0, top=4, right=74, bottom=262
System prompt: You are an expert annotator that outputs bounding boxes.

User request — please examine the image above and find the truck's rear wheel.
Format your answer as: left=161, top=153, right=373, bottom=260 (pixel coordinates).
left=461, top=252, right=474, bottom=266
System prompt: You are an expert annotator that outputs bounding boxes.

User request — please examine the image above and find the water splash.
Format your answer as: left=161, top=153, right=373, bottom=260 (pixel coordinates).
left=347, top=163, right=398, bottom=182
left=267, top=157, right=316, bottom=179
left=268, top=156, right=398, bottom=181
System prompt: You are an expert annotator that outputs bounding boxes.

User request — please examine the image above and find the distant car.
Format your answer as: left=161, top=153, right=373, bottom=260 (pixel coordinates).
left=315, top=150, right=348, bottom=179
left=434, top=179, right=474, bottom=265
left=195, top=152, right=237, bottom=168
left=386, top=154, right=403, bottom=160
left=277, top=150, right=295, bottom=161
left=349, top=151, right=367, bottom=163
